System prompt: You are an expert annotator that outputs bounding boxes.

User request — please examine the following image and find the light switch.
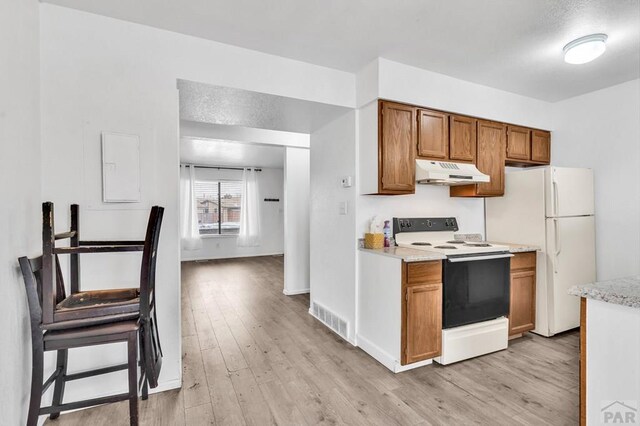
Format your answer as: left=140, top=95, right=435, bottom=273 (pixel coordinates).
left=339, top=201, right=348, bottom=215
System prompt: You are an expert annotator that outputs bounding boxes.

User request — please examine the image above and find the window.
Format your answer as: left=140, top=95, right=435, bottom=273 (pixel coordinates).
left=194, top=180, right=242, bottom=235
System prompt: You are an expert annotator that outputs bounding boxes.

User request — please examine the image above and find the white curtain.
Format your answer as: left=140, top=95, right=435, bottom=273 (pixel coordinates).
left=237, top=168, right=261, bottom=247
left=180, top=165, right=203, bottom=250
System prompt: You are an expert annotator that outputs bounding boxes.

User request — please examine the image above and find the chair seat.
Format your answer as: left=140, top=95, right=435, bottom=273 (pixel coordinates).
left=44, top=288, right=141, bottom=331
left=44, top=320, right=140, bottom=350
left=56, top=288, right=140, bottom=311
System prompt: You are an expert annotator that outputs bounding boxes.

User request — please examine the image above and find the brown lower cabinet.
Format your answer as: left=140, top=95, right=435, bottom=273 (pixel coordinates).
left=508, top=252, right=536, bottom=336
left=402, top=261, right=442, bottom=364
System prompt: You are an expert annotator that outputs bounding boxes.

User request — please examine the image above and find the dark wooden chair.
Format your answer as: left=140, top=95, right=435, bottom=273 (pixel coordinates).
left=19, top=256, right=139, bottom=425
left=19, top=205, right=165, bottom=425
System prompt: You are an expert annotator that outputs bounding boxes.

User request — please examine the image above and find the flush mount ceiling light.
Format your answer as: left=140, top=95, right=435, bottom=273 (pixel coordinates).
left=563, top=33, right=608, bottom=64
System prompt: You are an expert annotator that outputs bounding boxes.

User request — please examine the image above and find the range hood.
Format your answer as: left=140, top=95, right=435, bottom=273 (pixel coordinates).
left=415, top=159, right=490, bottom=185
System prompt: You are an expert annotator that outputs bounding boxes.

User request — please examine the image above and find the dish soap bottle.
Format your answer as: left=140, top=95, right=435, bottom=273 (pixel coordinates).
left=383, top=220, right=391, bottom=248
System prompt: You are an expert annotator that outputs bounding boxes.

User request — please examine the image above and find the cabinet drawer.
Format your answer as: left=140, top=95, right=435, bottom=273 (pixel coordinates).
left=511, top=252, right=536, bottom=270
left=406, top=261, right=442, bottom=284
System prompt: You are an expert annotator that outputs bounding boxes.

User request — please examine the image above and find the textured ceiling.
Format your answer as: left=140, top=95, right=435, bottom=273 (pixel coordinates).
left=47, top=0, right=640, bottom=101
left=180, top=138, right=285, bottom=169
left=178, top=80, right=351, bottom=133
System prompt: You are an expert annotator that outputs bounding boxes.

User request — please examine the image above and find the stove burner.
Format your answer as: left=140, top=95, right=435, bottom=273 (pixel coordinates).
left=411, top=242, right=432, bottom=246
left=434, top=245, right=457, bottom=249
left=464, top=243, right=492, bottom=247
left=446, top=240, right=465, bottom=244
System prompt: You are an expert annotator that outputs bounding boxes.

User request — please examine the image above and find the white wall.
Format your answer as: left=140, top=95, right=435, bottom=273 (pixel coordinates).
left=310, top=111, right=358, bottom=342
left=552, top=79, right=640, bottom=281
left=376, top=58, right=554, bottom=129
left=0, top=0, right=41, bottom=423
left=283, top=147, right=311, bottom=295
left=181, top=168, right=284, bottom=261
left=40, top=3, right=355, bottom=401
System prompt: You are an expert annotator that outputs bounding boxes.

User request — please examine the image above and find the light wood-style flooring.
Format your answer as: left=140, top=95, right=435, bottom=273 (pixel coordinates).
left=48, top=256, right=579, bottom=425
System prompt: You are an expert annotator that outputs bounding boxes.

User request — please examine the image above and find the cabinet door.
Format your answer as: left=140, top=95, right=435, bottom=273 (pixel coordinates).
left=418, top=109, right=449, bottom=160
left=509, top=269, right=536, bottom=335
left=531, top=130, right=551, bottom=163
left=404, top=283, right=442, bottom=364
left=476, top=120, right=506, bottom=196
left=379, top=101, right=417, bottom=193
left=449, top=115, right=476, bottom=163
left=506, top=125, right=531, bottom=161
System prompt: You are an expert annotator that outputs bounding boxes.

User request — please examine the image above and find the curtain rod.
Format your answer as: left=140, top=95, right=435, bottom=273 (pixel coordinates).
left=180, top=163, right=262, bottom=172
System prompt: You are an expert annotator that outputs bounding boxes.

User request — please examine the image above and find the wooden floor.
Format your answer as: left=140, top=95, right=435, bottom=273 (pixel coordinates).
left=48, top=256, right=579, bottom=425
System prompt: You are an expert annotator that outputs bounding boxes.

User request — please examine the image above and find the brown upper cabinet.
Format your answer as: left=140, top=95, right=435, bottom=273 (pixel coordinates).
left=449, top=115, right=477, bottom=163
left=451, top=120, right=506, bottom=197
left=371, top=99, right=550, bottom=197
left=506, top=125, right=531, bottom=161
left=417, top=109, right=449, bottom=160
left=506, top=127, right=551, bottom=166
left=531, top=130, right=551, bottom=163
left=379, top=101, right=417, bottom=194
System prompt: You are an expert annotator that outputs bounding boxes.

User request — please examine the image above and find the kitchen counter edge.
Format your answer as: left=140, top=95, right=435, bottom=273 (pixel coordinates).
left=358, top=242, right=539, bottom=262
left=491, top=243, right=540, bottom=253
left=569, top=276, right=640, bottom=309
left=358, top=247, right=446, bottom=262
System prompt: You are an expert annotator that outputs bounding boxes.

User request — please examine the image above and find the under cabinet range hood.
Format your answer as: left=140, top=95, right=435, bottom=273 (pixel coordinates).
left=415, top=159, right=490, bottom=185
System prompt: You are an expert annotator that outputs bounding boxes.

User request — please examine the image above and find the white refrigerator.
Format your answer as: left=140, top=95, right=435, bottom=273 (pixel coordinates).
left=486, top=167, right=596, bottom=337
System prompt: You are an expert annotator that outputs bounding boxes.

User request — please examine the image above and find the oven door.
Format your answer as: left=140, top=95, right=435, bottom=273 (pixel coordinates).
left=442, top=253, right=513, bottom=329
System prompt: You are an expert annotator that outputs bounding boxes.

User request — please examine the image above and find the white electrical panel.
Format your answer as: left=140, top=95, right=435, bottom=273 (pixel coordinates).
left=101, top=132, right=141, bottom=203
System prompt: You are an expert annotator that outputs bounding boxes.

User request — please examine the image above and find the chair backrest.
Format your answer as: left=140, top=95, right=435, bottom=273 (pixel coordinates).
left=139, top=206, right=164, bottom=388
left=19, top=254, right=67, bottom=324
left=139, top=206, right=163, bottom=319
left=19, top=257, right=44, bottom=336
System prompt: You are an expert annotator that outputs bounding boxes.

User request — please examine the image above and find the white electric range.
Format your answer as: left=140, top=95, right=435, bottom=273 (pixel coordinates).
left=393, top=217, right=512, bottom=365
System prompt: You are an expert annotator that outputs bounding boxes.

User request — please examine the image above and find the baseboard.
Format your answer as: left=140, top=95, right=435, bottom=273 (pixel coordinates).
left=181, top=252, right=284, bottom=262
left=283, top=287, right=310, bottom=295
left=356, top=334, right=432, bottom=373
left=149, top=378, right=182, bottom=394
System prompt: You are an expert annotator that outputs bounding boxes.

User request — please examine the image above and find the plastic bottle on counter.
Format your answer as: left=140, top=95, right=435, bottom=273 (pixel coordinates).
left=383, top=220, right=391, bottom=248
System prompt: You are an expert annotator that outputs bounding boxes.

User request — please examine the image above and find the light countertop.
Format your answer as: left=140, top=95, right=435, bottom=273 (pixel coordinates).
left=358, top=246, right=446, bottom=262
left=359, top=241, right=538, bottom=262
left=569, top=276, right=640, bottom=309
left=496, top=243, right=540, bottom=253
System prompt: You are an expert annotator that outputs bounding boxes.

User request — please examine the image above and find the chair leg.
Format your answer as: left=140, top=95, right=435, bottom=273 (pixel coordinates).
left=139, top=330, right=148, bottom=401
left=127, top=333, right=139, bottom=426
left=27, top=340, right=44, bottom=426
left=49, top=349, right=68, bottom=420
left=142, top=376, right=149, bottom=401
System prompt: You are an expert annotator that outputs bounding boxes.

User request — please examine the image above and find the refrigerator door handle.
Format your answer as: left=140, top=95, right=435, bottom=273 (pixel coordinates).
left=553, top=218, right=561, bottom=273
left=553, top=179, right=559, bottom=217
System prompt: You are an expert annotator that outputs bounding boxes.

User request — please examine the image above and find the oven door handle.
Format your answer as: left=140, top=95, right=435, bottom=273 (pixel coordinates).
left=447, top=253, right=514, bottom=263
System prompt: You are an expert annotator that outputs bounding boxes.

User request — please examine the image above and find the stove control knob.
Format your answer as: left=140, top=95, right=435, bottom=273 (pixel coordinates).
left=407, top=222, right=412, bottom=228
left=426, top=220, right=432, bottom=228
left=445, top=219, right=450, bottom=226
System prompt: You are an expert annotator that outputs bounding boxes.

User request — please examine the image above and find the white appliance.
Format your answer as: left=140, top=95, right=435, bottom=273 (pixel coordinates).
left=394, top=217, right=511, bottom=365
left=415, top=160, right=490, bottom=185
left=486, top=167, right=596, bottom=337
